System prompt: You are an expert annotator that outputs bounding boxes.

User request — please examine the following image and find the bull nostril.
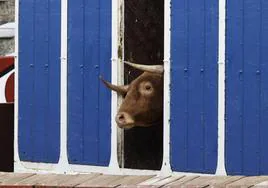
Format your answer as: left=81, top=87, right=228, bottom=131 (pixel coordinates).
left=118, top=114, right=125, bottom=121
left=116, top=113, right=125, bottom=123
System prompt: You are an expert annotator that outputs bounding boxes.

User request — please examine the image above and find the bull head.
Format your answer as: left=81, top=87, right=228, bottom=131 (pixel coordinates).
left=100, top=61, right=163, bottom=129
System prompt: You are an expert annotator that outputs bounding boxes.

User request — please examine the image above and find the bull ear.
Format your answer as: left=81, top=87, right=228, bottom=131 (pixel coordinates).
left=124, top=61, right=164, bottom=74
left=99, top=76, right=129, bottom=95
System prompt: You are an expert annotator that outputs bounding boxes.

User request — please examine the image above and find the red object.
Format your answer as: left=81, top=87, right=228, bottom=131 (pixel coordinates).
left=0, top=56, right=14, bottom=103
left=0, top=56, right=14, bottom=72
left=5, top=72, right=14, bottom=102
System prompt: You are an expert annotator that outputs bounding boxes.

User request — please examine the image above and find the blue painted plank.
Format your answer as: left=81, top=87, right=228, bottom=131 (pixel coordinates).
left=18, top=0, right=61, bottom=163
left=18, top=0, right=35, bottom=161
left=32, top=0, right=50, bottom=160
left=67, top=0, right=111, bottom=166
left=47, top=0, right=61, bottom=162
left=170, top=0, right=188, bottom=171
left=203, top=0, right=218, bottom=172
left=226, top=0, right=268, bottom=175
left=67, top=0, right=85, bottom=164
left=83, top=0, right=100, bottom=163
left=242, top=0, right=261, bottom=175
left=187, top=0, right=206, bottom=171
left=98, top=0, right=112, bottom=164
left=171, top=0, right=218, bottom=173
left=226, top=0, right=244, bottom=175
left=260, top=0, right=268, bottom=175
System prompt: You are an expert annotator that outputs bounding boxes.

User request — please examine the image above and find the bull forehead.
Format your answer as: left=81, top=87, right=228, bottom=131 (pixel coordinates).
left=130, top=72, right=163, bottom=88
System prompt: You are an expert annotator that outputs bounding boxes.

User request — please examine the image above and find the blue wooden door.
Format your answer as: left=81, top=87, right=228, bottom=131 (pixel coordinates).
left=18, top=0, right=61, bottom=163
left=170, top=0, right=218, bottom=173
left=67, top=0, right=111, bottom=166
left=226, top=0, right=268, bottom=175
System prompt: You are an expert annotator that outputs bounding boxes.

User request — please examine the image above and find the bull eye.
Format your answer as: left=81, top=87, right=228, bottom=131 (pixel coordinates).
left=145, top=84, right=152, bottom=90
left=141, top=82, right=153, bottom=94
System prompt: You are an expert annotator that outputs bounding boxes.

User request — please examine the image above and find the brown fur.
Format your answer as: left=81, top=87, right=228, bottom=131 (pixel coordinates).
left=102, top=72, right=163, bottom=129
left=119, top=72, right=163, bottom=128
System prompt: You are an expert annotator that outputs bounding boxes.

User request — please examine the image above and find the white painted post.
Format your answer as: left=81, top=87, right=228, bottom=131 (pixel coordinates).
left=160, top=0, right=172, bottom=175
left=14, top=0, right=22, bottom=172
left=216, top=0, right=227, bottom=176
left=56, top=0, right=69, bottom=173
left=108, top=0, right=120, bottom=172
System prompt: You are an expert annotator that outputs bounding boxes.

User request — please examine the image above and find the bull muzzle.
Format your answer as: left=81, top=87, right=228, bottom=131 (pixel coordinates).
left=115, top=112, right=135, bottom=129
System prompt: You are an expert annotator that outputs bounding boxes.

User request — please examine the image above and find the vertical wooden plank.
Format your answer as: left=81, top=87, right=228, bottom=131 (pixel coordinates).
left=203, top=0, right=218, bottom=172
left=98, top=0, right=112, bottom=165
left=83, top=0, right=100, bottom=164
left=171, top=0, right=218, bottom=173
left=226, top=0, right=244, bottom=175
left=47, top=0, right=61, bottom=162
left=170, top=0, right=188, bottom=171
left=226, top=0, right=268, bottom=175
left=68, top=0, right=111, bottom=166
left=18, top=0, right=35, bottom=161
left=186, top=0, right=206, bottom=171
left=33, top=0, right=50, bottom=161
left=67, top=0, right=84, bottom=163
left=260, top=0, right=268, bottom=175
left=242, top=0, right=261, bottom=175
left=19, top=0, right=61, bottom=163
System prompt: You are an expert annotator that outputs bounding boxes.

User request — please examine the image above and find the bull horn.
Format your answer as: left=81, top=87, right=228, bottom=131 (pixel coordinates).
left=99, top=76, right=129, bottom=95
left=124, top=61, right=164, bottom=74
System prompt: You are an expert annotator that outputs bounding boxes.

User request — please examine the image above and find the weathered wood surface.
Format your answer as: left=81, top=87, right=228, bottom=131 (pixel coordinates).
left=0, top=172, right=268, bottom=187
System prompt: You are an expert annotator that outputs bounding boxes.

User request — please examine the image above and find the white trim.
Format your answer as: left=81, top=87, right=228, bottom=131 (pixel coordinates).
left=56, top=0, right=69, bottom=173
left=0, top=22, right=15, bottom=38
left=160, top=0, right=172, bottom=175
left=14, top=0, right=23, bottom=171
left=0, top=69, right=14, bottom=103
left=14, top=161, right=160, bottom=175
left=14, top=160, right=216, bottom=176
left=108, top=0, right=120, bottom=172
left=216, top=0, right=227, bottom=175
left=117, top=0, right=125, bottom=168
left=5, top=53, right=16, bottom=56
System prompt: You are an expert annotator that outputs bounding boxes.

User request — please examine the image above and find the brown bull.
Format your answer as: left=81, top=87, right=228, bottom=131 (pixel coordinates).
left=100, top=61, right=164, bottom=129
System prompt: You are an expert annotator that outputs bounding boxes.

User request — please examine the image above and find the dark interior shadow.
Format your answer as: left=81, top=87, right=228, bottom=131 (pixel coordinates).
left=123, top=0, right=164, bottom=170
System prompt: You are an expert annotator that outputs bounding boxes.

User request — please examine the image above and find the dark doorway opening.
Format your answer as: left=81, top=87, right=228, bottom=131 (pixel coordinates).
left=0, top=103, right=14, bottom=172
left=123, top=0, right=164, bottom=170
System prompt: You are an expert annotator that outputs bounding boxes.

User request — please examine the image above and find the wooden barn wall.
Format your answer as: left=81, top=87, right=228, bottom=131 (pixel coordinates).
left=226, top=0, right=268, bottom=175
left=170, top=0, right=219, bottom=174
left=18, top=0, right=61, bottom=163
left=67, top=0, right=111, bottom=166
